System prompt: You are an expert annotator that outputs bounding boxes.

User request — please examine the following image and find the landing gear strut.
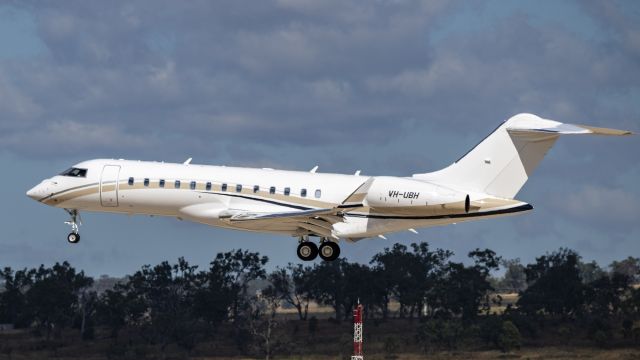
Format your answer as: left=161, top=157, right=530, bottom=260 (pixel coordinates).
left=64, top=209, right=81, bottom=244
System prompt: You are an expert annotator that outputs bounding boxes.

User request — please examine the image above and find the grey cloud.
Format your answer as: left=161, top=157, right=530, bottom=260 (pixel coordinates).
left=1, top=1, right=636, bottom=165
left=550, top=184, right=640, bottom=230
left=0, top=0, right=637, bottom=186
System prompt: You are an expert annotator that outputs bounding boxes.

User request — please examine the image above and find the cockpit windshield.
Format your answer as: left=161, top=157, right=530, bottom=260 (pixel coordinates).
left=60, top=167, right=88, bottom=177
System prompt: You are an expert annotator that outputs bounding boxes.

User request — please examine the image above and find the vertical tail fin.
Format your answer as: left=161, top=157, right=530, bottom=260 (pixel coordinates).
left=412, top=113, right=631, bottom=199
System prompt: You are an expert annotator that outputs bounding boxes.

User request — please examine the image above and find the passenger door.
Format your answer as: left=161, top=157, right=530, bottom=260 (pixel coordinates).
left=100, top=165, right=120, bottom=207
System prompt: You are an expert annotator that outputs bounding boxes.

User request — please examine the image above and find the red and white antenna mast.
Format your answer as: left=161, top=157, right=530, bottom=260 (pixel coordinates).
left=351, top=300, right=364, bottom=360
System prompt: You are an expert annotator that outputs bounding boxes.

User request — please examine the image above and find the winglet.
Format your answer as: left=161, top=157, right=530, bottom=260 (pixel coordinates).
left=340, top=177, right=374, bottom=208
left=310, top=165, right=319, bottom=173
left=183, top=158, right=193, bottom=165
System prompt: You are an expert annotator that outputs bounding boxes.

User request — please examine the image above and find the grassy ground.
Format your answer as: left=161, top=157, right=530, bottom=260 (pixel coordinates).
left=1, top=318, right=638, bottom=360
left=3, top=348, right=637, bottom=360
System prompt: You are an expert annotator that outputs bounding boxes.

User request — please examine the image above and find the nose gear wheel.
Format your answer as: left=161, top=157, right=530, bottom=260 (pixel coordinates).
left=64, top=209, right=82, bottom=244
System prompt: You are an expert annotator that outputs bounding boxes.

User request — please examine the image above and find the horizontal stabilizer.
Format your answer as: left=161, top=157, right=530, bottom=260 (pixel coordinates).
left=507, top=119, right=632, bottom=136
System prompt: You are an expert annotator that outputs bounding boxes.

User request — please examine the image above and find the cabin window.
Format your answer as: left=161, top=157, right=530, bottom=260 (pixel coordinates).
left=253, top=185, right=259, bottom=193
left=221, top=183, right=227, bottom=191
left=159, top=179, right=165, bottom=188
left=128, top=177, right=134, bottom=186
left=269, top=186, right=276, bottom=195
left=315, top=189, right=321, bottom=198
left=284, top=187, right=290, bottom=196
left=175, top=180, right=181, bottom=189
left=236, top=184, right=242, bottom=192
left=206, top=182, right=212, bottom=191
left=190, top=181, right=196, bottom=190
left=301, top=188, right=307, bottom=197
left=60, top=167, right=88, bottom=178
left=143, top=178, right=149, bottom=187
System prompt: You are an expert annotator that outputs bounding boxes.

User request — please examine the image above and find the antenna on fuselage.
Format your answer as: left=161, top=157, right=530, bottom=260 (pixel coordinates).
left=183, top=158, right=193, bottom=165
left=310, top=165, right=318, bottom=173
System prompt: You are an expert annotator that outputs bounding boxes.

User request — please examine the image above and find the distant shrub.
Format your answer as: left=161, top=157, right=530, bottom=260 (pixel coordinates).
left=592, top=330, right=610, bottom=348
left=416, top=318, right=463, bottom=352
left=105, top=342, right=126, bottom=359
left=477, top=315, right=502, bottom=346
left=586, top=315, right=612, bottom=347
left=383, top=336, right=400, bottom=358
left=497, top=321, right=521, bottom=352
left=622, top=318, right=633, bottom=339
left=308, top=316, right=318, bottom=336
left=633, top=327, right=640, bottom=343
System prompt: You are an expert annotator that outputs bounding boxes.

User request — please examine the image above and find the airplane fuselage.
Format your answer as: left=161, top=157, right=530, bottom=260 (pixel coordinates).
left=27, top=159, right=530, bottom=240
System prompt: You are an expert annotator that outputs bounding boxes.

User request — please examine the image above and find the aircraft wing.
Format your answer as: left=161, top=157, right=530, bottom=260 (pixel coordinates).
left=227, top=208, right=340, bottom=238
left=227, top=208, right=335, bottom=221
left=227, top=177, right=375, bottom=238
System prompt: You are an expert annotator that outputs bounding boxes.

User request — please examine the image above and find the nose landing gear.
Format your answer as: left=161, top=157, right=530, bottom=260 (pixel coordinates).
left=64, top=209, right=81, bottom=244
left=296, top=236, right=340, bottom=261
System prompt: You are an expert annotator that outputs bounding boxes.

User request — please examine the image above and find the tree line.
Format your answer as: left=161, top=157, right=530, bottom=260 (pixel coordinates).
left=1, top=243, right=639, bottom=357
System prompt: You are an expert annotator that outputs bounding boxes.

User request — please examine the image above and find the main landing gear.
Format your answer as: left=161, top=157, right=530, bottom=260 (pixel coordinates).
left=64, top=209, right=81, bottom=244
left=296, top=237, right=340, bottom=262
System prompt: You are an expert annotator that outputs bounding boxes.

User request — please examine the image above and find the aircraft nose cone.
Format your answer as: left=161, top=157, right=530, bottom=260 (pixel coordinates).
left=26, top=186, right=39, bottom=200
left=26, top=182, right=48, bottom=201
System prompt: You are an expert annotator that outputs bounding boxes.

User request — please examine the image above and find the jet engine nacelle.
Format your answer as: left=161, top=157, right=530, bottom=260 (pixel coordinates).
left=365, top=177, right=470, bottom=214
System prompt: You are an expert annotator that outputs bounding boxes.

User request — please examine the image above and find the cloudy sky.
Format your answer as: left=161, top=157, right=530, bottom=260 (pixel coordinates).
left=1, top=0, right=638, bottom=276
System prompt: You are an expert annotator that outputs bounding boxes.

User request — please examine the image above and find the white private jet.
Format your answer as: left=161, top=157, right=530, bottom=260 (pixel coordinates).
left=27, top=113, right=631, bottom=261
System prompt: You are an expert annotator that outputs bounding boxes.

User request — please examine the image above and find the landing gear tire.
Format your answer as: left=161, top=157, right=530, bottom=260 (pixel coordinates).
left=67, top=232, right=80, bottom=244
left=297, top=241, right=318, bottom=261
left=318, top=241, right=340, bottom=261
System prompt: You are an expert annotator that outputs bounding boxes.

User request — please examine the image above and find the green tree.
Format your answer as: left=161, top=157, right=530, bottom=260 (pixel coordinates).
left=430, top=249, right=500, bottom=321
left=125, top=257, right=202, bottom=351
left=343, top=262, right=388, bottom=319
left=517, top=248, right=584, bottom=317
left=308, top=258, right=349, bottom=321
left=266, top=264, right=313, bottom=320
left=579, top=260, right=607, bottom=284
left=202, top=249, right=268, bottom=323
left=248, top=287, right=280, bottom=360
left=609, top=257, right=640, bottom=283
left=584, top=272, right=631, bottom=317
left=96, top=288, right=129, bottom=340
left=371, top=242, right=451, bottom=318
left=194, top=250, right=268, bottom=354
left=25, top=262, right=93, bottom=340
left=499, top=258, right=527, bottom=292
left=0, top=267, right=34, bottom=327
left=622, top=286, right=640, bottom=318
